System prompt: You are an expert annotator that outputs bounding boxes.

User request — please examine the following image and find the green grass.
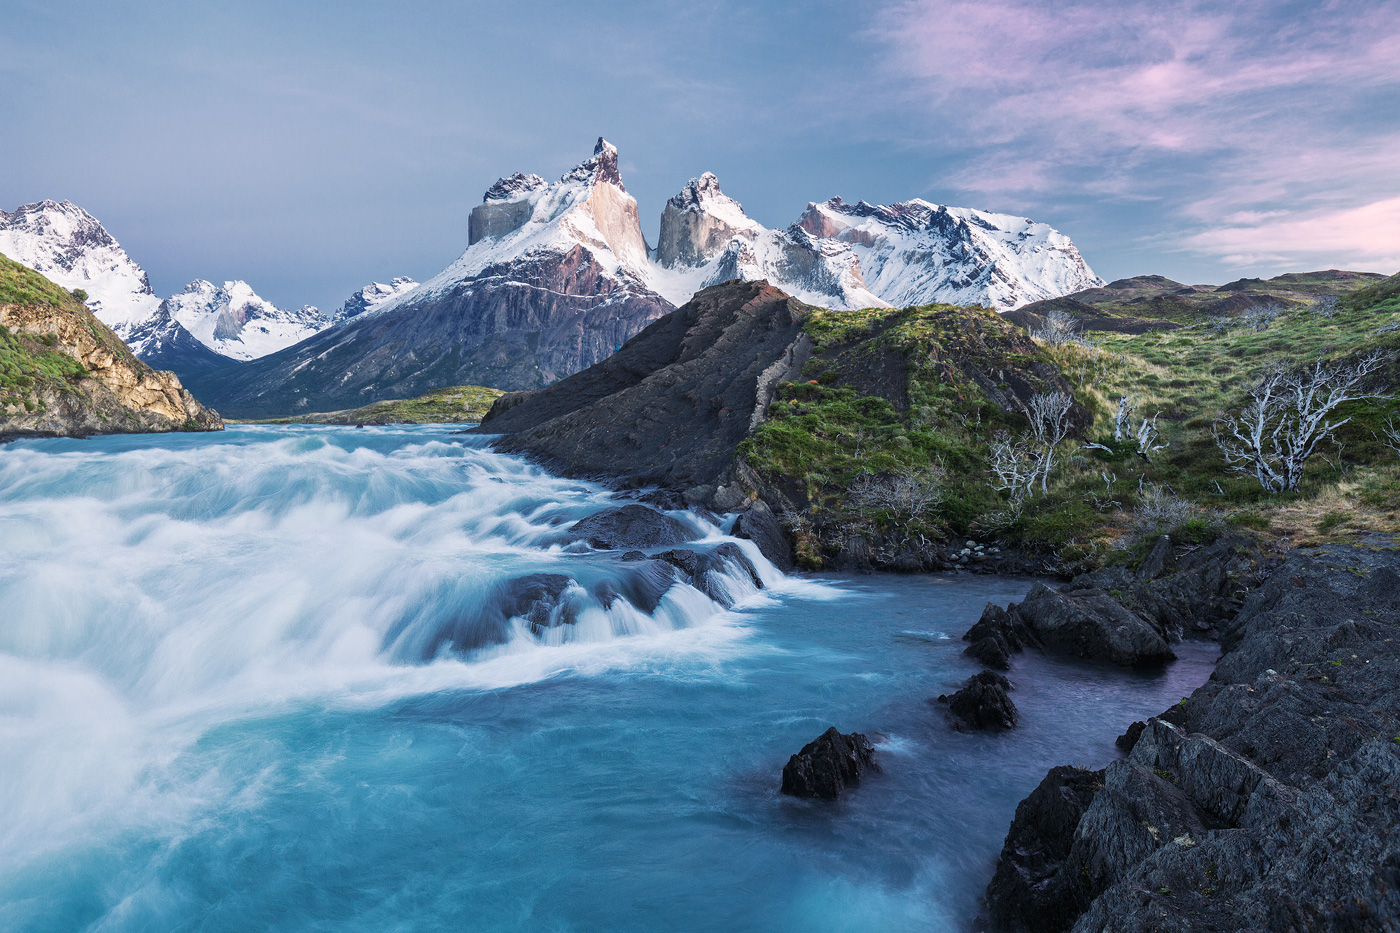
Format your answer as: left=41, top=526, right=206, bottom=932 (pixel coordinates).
left=0, top=254, right=78, bottom=309
left=244, top=384, right=505, bottom=425
left=742, top=272, right=1400, bottom=568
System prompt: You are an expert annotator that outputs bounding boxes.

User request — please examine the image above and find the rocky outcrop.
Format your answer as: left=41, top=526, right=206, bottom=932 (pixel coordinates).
left=965, top=583, right=1175, bottom=669
left=981, top=545, right=1400, bottom=932
left=1, top=258, right=223, bottom=440
left=567, top=504, right=693, bottom=550
left=982, top=765, right=1104, bottom=932
left=964, top=535, right=1269, bottom=669
left=938, top=670, right=1019, bottom=732
left=478, top=280, right=812, bottom=495
left=655, top=172, right=764, bottom=269
left=780, top=727, right=879, bottom=800
left=730, top=500, right=793, bottom=572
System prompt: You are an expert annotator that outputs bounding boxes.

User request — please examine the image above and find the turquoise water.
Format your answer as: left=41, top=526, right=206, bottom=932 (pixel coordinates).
left=0, top=426, right=1215, bottom=932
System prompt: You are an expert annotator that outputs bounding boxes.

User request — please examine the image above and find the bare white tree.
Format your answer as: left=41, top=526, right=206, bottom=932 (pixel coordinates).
left=987, top=429, right=1038, bottom=513
left=1379, top=417, right=1400, bottom=460
left=1026, top=390, right=1075, bottom=492
left=850, top=463, right=948, bottom=522
left=1311, top=295, right=1340, bottom=319
left=1215, top=352, right=1391, bottom=492
left=1030, top=309, right=1092, bottom=347
left=1239, top=302, right=1285, bottom=332
left=1112, top=396, right=1136, bottom=441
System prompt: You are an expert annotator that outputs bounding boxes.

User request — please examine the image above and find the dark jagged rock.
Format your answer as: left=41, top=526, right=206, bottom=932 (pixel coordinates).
left=1015, top=583, right=1176, bottom=667
left=619, top=550, right=647, bottom=562
left=939, top=670, right=1018, bottom=732
left=730, top=501, right=793, bottom=572
left=499, top=573, right=575, bottom=633
left=982, top=765, right=1103, bottom=933
left=653, top=542, right=764, bottom=608
left=963, top=602, right=1039, bottom=669
left=567, top=505, right=692, bottom=550
left=1069, top=534, right=1268, bottom=638
left=982, top=545, right=1400, bottom=932
left=780, top=727, right=879, bottom=800
left=478, top=280, right=813, bottom=496
left=1114, top=720, right=1146, bottom=754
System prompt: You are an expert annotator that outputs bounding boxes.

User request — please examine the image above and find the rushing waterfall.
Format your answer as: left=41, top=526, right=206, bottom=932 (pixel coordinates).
left=0, top=426, right=1215, bottom=932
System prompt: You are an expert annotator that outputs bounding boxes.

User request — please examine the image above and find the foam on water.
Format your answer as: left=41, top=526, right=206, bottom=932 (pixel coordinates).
left=0, top=426, right=1218, bottom=932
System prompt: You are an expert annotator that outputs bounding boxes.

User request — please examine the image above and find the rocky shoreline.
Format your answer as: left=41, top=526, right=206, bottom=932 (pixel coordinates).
left=974, top=541, right=1399, bottom=932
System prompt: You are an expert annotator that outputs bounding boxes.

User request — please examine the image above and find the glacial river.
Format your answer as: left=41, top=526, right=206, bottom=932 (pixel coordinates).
left=0, top=426, right=1215, bottom=932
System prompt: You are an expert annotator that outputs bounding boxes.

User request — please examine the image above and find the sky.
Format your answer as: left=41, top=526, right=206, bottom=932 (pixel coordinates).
left=2, top=0, right=1397, bottom=313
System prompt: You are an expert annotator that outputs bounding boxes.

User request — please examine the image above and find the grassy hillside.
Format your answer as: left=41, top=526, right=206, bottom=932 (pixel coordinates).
left=245, top=384, right=504, bottom=425
left=1008, top=268, right=1385, bottom=333
left=0, top=254, right=223, bottom=438
left=738, top=272, right=1400, bottom=570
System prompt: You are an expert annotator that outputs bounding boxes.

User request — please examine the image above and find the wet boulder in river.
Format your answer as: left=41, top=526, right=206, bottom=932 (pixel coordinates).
left=780, top=727, right=879, bottom=800
left=568, top=504, right=692, bottom=550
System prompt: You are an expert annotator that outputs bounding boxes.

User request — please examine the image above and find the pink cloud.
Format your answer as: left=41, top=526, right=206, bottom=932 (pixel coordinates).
left=869, top=0, right=1400, bottom=270
left=1180, top=196, right=1400, bottom=272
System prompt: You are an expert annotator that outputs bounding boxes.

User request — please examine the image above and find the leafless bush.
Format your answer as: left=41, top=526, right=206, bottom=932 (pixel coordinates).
left=1215, top=352, right=1391, bottom=492
left=1030, top=309, right=1097, bottom=348
left=1134, top=483, right=1217, bottom=537
left=1026, top=391, right=1075, bottom=492
left=987, top=429, right=1038, bottom=514
left=850, top=463, right=948, bottom=522
left=1311, top=295, right=1340, bottom=319
left=1380, top=417, right=1400, bottom=460
left=1239, top=302, right=1284, bottom=332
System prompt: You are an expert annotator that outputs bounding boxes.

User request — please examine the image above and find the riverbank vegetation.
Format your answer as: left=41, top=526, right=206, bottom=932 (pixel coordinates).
left=739, top=271, right=1400, bottom=570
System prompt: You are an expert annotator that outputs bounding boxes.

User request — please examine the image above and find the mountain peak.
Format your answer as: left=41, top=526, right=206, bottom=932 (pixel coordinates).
left=656, top=173, right=762, bottom=268
left=562, top=137, right=624, bottom=189
left=483, top=173, right=547, bottom=203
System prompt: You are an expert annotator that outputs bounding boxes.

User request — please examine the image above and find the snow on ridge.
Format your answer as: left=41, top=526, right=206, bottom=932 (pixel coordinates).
left=0, top=199, right=162, bottom=331
left=166, top=278, right=329, bottom=361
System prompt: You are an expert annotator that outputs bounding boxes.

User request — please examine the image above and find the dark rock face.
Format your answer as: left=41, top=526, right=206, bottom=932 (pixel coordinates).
left=1016, top=584, right=1176, bottom=667
left=652, top=542, right=764, bottom=609
left=963, top=585, right=1174, bottom=669
left=780, top=727, right=879, bottom=800
left=964, top=535, right=1269, bottom=670
left=478, top=280, right=813, bottom=498
left=939, top=670, right=1019, bottom=732
left=982, top=545, right=1400, bottom=932
left=730, top=501, right=793, bottom=572
left=983, top=765, right=1103, bottom=933
left=567, top=504, right=693, bottom=550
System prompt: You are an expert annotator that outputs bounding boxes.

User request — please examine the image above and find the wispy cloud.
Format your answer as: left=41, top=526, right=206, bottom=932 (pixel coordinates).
left=870, top=0, right=1400, bottom=272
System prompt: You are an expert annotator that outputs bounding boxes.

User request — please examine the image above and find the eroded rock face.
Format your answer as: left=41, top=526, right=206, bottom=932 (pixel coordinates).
left=0, top=297, right=223, bottom=439
left=939, top=670, right=1018, bottom=732
left=982, top=545, right=1400, bottom=932
left=480, top=280, right=813, bottom=497
left=567, top=505, right=693, bottom=550
left=780, top=727, right=879, bottom=800
left=982, top=765, right=1103, bottom=933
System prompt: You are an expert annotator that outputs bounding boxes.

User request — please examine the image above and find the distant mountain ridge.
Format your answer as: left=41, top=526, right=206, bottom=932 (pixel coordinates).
left=192, top=138, right=1102, bottom=418
left=0, top=200, right=415, bottom=375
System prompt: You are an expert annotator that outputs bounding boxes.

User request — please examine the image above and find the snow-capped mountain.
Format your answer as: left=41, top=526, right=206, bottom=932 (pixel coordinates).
left=0, top=199, right=339, bottom=373
left=796, top=198, right=1103, bottom=309
left=164, top=279, right=329, bottom=361
left=189, top=139, right=676, bottom=417
left=336, top=277, right=419, bottom=321
left=648, top=173, right=885, bottom=311
left=652, top=179, right=1102, bottom=311
left=0, top=200, right=163, bottom=332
